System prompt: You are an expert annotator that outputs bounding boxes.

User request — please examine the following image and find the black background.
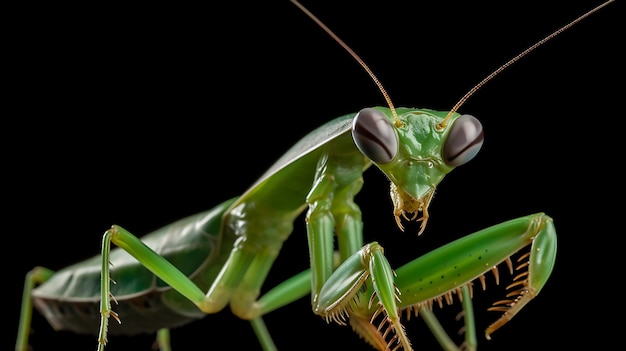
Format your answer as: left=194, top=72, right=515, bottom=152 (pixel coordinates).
left=8, top=1, right=620, bottom=350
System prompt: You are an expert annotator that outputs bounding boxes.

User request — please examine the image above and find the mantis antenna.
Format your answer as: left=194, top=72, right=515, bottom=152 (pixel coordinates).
left=289, top=0, right=401, bottom=127
left=291, top=0, right=614, bottom=130
left=438, top=0, right=615, bottom=129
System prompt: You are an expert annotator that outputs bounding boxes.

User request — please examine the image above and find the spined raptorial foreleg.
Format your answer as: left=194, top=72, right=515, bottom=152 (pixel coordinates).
left=314, top=242, right=414, bottom=351
left=302, top=146, right=414, bottom=349
left=392, top=213, right=556, bottom=349
left=315, top=213, right=556, bottom=351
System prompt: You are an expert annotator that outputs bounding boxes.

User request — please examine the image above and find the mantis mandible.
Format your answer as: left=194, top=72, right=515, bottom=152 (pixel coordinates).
left=15, top=0, right=616, bottom=348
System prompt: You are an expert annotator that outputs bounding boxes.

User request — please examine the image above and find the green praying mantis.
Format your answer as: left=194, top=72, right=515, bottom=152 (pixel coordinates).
left=15, top=1, right=615, bottom=350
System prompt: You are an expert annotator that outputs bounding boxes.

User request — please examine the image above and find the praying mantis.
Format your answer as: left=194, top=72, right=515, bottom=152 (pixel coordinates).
left=13, top=1, right=617, bottom=350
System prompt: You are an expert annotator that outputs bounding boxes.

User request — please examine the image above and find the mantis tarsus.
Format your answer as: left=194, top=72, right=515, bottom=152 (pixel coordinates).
left=13, top=0, right=616, bottom=346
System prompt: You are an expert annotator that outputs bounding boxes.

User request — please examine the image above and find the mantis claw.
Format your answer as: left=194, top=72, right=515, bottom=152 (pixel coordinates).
left=315, top=243, right=413, bottom=351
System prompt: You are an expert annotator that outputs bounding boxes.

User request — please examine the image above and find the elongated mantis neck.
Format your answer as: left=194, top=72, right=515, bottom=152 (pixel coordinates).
left=437, top=0, right=615, bottom=130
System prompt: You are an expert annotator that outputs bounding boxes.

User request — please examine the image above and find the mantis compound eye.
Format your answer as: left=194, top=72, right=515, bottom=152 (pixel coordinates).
left=352, top=108, right=399, bottom=164
left=442, top=114, right=484, bottom=167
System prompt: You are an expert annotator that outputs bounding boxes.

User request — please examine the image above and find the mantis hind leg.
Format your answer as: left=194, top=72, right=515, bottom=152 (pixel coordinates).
left=16, top=266, right=55, bottom=351
left=16, top=264, right=189, bottom=351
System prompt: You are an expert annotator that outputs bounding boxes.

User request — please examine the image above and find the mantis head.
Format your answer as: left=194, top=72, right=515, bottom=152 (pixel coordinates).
left=352, top=107, right=483, bottom=234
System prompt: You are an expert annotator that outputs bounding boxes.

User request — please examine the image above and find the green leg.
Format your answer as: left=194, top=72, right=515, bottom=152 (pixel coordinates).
left=98, top=224, right=314, bottom=351
left=392, top=213, right=556, bottom=350
left=256, top=269, right=311, bottom=315
left=155, top=328, right=172, bottom=351
left=246, top=269, right=313, bottom=351
left=250, top=318, right=277, bottom=351
left=311, top=242, right=413, bottom=351
left=98, top=225, right=217, bottom=351
left=16, top=266, right=55, bottom=351
left=418, top=284, right=475, bottom=351
left=419, top=307, right=461, bottom=351
left=460, top=285, right=477, bottom=351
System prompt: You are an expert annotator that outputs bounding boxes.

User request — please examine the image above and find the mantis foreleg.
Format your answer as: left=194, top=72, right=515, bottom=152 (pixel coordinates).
left=308, top=213, right=556, bottom=351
